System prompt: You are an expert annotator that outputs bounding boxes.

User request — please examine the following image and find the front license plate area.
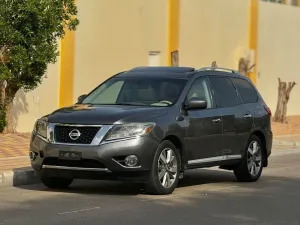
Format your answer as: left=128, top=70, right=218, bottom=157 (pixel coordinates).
left=59, top=151, right=82, bottom=160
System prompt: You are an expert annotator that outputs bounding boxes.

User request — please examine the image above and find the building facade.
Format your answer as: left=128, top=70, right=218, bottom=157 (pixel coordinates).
left=12, top=0, right=300, bottom=132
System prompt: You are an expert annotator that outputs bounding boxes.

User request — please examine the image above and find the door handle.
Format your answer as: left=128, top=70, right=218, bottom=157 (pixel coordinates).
left=212, top=118, right=221, bottom=123
left=244, top=114, right=252, bottom=118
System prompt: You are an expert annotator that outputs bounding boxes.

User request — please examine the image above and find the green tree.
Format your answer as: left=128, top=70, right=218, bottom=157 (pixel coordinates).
left=0, top=0, right=79, bottom=133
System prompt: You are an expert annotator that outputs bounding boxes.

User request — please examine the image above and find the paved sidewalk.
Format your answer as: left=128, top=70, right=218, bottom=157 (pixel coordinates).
left=0, top=156, right=30, bottom=172
left=0, top=134, right=33, bottom=187
left=0, top=133, right=30, bottom=158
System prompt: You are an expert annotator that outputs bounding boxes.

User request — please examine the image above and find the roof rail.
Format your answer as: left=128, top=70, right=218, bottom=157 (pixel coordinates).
left=197, top=67, right=238, bottom=73
left=130, top=66, right=195, bottom=73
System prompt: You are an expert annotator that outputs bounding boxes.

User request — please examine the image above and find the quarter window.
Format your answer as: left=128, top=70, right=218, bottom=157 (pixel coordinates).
left=209, top=77, right=239, bottom=108
left=231, top=78, right=258, bottom=103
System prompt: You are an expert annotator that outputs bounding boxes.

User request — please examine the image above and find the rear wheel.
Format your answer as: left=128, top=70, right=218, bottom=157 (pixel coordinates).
left=146, top=140, right=180, bottom=195
left=41, top=176, right=73, bottom=189
left=234, top=135, right=263, bottom=182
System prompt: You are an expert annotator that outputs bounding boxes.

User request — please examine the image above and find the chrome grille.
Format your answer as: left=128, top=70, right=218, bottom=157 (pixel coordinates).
left=54, top=125, right=100, bottom=144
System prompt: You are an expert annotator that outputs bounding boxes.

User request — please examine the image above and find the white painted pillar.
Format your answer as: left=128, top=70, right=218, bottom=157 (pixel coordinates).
left=148, top=51, right=161, bottom=66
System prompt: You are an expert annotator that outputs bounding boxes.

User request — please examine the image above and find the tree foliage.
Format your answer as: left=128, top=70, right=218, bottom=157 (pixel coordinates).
left=0, top=0, right=79, bottom=132
left=0, top=0, right=79, bottom=90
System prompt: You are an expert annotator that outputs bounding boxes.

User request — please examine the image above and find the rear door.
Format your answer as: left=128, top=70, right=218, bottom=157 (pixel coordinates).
left=208, top=76, right=245, bottom=158
left=231, top=77, right=260, bottom=151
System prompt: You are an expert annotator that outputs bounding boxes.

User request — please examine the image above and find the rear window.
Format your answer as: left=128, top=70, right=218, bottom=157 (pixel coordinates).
left=231, top=78, right=258, bottom=103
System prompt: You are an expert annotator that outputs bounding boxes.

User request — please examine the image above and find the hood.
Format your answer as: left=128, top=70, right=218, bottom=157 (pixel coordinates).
left=47, top=104, right=168, bottom=125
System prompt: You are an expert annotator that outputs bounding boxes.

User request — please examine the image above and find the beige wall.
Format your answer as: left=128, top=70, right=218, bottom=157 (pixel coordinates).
left=257, top=2, right=300, bottom=115
left=11, top=0, right=300, bottom=132
left=179, top=0, right=250, bottom=69
left=73, top=0, right=168, bottom=100
left=12, top=0, right=169, bottom=132
left=12, top=58, right=60, bottom=133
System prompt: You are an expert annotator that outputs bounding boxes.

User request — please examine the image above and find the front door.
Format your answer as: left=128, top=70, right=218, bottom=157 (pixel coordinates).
left=184, top=77, right=223, bottom=165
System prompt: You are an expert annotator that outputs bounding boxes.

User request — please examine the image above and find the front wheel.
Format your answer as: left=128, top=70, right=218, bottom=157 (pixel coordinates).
left=145, top=140, right=181, bottom=195
left=234, top=135, right=263, bottom=182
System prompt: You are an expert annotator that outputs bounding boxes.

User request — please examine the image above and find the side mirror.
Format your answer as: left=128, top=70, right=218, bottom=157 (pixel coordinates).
left=186, top=97, right=207, bottom=110
left=77, top=94, right=87, bottom=103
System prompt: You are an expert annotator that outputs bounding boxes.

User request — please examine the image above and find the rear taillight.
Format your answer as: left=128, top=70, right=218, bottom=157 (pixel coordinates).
left=264, top=106, right=272, bottom=116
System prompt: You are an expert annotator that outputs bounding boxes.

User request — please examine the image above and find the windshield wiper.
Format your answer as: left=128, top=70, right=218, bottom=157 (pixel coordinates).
left=86, top=102, right=148, bottom=106
left=116, top=102, right=147, bottom=106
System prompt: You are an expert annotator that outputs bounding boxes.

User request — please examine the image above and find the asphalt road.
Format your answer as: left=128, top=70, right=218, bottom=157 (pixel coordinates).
left=1, top=148, right=300, bottom=225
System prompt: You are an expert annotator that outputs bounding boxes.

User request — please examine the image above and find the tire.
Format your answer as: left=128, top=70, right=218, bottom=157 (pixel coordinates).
left=234, top=135, right=264, bottom=182
left=145, top=140, right=181, bottom=195
left=41, top=176, right=73, bottom=189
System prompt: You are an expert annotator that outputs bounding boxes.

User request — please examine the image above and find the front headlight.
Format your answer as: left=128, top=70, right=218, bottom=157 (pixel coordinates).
left=105, top=123, right=155, bottom=141
left=34, top=119, right=48, bottom=138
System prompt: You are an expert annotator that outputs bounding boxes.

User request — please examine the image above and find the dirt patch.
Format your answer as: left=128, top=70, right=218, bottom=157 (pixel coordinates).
left=272, top=116, right=300, bottom=136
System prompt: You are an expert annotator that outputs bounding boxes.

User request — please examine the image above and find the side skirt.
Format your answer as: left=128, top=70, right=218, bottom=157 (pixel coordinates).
left=185, top=155, right=242, bottom=170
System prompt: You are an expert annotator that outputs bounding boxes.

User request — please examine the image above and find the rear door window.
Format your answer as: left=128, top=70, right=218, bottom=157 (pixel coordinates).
left=209, top=77, right=239, bottom=108
left=231, top=78, right=258, bottom=103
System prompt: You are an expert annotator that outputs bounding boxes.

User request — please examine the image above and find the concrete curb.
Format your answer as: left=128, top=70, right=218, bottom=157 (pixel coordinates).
left=0, top=167, right=40, bottom=188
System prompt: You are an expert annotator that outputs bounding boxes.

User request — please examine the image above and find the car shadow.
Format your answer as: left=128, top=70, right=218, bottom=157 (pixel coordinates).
left=178, top=168, right=236, bottom=188
left=15, top=168, right=237, bottom=196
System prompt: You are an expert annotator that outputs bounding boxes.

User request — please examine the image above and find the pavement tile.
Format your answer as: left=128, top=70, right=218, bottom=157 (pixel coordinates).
left=0, top=157, right=30, bottom=172
left=0, top=133, right=30, bottom=158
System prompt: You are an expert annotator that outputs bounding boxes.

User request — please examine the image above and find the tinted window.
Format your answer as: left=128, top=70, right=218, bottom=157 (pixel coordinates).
left=209, top=77, right=239, bottom=108
left=187, top=78, right=213, bottom=108
left=231, top=78, right=258, bottom=103
left=82, top=78, right=186, bottom=107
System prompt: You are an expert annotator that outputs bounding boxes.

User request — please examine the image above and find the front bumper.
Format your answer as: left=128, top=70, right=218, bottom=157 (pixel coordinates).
left=30, top=133, right=159, bottom=183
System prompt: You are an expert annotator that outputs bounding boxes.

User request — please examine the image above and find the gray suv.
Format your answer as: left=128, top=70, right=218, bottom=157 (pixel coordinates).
left=30, top=66, right=272, bottom=195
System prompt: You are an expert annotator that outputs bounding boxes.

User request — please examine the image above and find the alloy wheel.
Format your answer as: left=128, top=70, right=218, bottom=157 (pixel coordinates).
left=157, top=148, right=178, bottom=188
left=247, top=141, right=262, bottom=177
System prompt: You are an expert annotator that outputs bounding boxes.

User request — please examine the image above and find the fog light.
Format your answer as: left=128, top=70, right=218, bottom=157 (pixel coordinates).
left=124, top=155, right=139, bottom=167
left=29, top=151, right=37, bottom=161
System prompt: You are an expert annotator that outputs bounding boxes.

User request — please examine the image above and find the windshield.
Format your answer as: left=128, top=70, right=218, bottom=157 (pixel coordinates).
left=81, top=77, right=186, bottom=107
